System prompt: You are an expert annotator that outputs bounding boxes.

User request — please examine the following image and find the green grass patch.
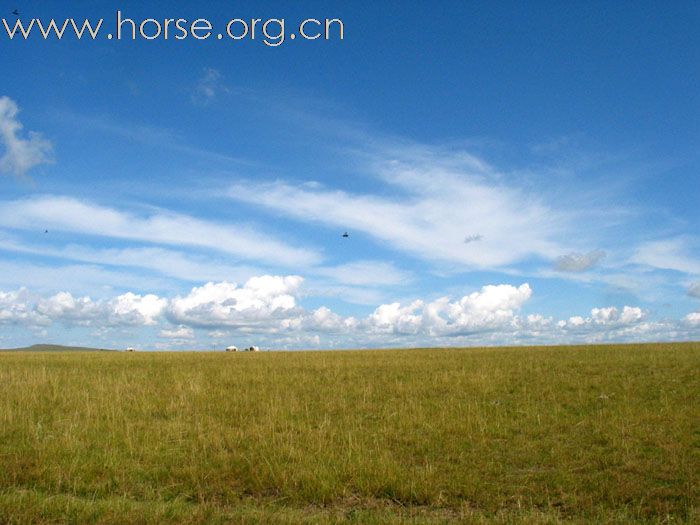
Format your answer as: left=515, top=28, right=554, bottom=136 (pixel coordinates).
left=0, top=343, right=698, bottom=523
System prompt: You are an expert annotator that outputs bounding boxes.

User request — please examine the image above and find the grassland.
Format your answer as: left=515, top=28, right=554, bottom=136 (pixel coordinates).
left=0, top=343, right=697, bottom=524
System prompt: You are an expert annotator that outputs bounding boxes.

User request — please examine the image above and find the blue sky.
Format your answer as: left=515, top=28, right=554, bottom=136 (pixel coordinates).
left=1, top=1, right=699, bottom=349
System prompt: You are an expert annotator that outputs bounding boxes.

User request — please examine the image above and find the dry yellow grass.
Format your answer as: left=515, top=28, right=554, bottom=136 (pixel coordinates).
left=0, top=343, right=698, bottom=523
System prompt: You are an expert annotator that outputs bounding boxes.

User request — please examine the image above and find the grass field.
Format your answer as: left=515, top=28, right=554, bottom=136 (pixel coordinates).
left=0, top=343, right=698, bottom=523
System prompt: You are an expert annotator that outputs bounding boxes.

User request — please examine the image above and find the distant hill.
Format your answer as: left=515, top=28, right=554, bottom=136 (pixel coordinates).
left=0, top=344, right=116, bottom=352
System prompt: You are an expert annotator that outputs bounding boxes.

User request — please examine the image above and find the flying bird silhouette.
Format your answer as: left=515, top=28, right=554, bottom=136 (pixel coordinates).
left=12, top=9, right=19, bottom=16
left=342, top=232, right=349, bottom=238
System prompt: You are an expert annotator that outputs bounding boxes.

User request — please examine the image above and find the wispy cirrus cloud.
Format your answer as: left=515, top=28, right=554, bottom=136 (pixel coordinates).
left=0, top=231, right=413, bottom=307
left=0, top=195, right=321, bottom=268
left=191, top=68, right=228, bottom=105
left=633, top=237, right=700, bottom=275
left=0, top=96, right=53, bottom=178
left=0, top=233, right=266, bottom=284
left=313, top=260, right=412, bottom=287
left=55, top=110, right=251, bottom=167
left=0, top=259, right=173, bottom=297
left=228, top=147, right=571, bottom=270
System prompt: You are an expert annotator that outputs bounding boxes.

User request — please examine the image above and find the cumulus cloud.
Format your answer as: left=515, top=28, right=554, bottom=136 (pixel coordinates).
left=34, top=291, right=166, bottom=326
left=4, top=281, right=531, bottom=337
left=168, top=276, right=303, bottom=328
left=110, top=292, right=166, bottom=325
left=618, top=306, right=645, bottom=324
left=554, top=250, right=606, bottom=272
left=36, top=292, right=103, bottom=325
left=282, top=306, right=358, bottom=333
left=0, top=279, right=695, bottom=348
left=368, top=300, right=425, bottom=335
left=0, top=288, right=47, bottom=325
left=559, top=306, right=645, bottom=330
left=593, top=305, right=644, bottom=325
left=684, top=312, right=700, bottom=326
left=0, top=96, right=53, bottom=177
left=367, top=283, right=533, bottom=336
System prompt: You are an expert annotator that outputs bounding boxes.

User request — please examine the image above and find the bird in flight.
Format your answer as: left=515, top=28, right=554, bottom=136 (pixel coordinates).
left=12, top=9, right=19, bottom=16
left=342, top=232, right=349, bottom=238
left=44, top=229, right=48, bottom=234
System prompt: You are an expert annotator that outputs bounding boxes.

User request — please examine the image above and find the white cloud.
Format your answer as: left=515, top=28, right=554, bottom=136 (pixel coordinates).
left=191, top=68, right=227, bottom=105
left=301, top=282, right=388, bottom=306
left=36, top=292, right=102, bottom=325
left=0, top=235, right=410, bottom=305
left=590, top=306, right=618, bottom=324
left=34, top=291, right=166, bottom=327
left=0, top=260, right=175, bottom=301
left=0, top=96, right=52, bottom=177
left=0, top=279, right=695, bottom=348
left=58, top=111, right=249, bottom=166
left=0, top=196, right=320, bottom=267
left=0, top=235, right=266, bottom=284
left=0, top=288, right=47, bottom=325
left=368, top=300, right=424, bottom=335
left=228, top=149, right=569, bottom=269
left=282, top=306, right=358, bottom=333
left=314, top=260, right=412, bottom=287
left=111, top=292, right=166, bottom=325
left=619, top=306, right=645, bottom=324
left=159, top=326, right=194, bottom=339
left=560, top=305, right=646, bottom=331
left=561, top=316, right=585, bottom=327
left=633, top=238, right=700, bottom=275
left=554, top=250, right=605, bottom=272
left=684, top=312, right=700, bottom=326
left=367, top=283, right=533, bottom=336
left=168, top=276, right=303, bottom=328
